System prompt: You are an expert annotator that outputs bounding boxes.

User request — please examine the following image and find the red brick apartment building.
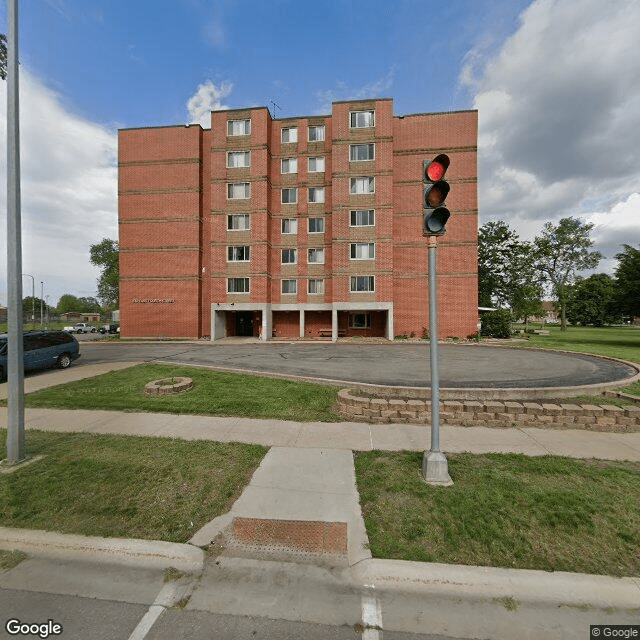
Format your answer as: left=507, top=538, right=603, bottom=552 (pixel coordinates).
left=118, top=99, right=478, bottom=340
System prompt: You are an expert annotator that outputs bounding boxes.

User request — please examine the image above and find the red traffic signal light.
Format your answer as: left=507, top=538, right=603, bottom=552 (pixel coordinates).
left=423, top=154, right=450, bottom=236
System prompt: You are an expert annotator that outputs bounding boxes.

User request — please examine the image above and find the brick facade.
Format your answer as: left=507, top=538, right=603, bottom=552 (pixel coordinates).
left=118, top=99, right=478, bottom=340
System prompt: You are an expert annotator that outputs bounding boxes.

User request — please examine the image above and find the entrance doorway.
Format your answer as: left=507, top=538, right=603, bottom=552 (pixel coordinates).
left=235, top=311, right=254, bottom=336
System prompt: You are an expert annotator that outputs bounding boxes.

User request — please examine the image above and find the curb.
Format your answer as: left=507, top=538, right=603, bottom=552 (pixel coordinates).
left=352, top=558, right=640, bottom=610
left=0, top=527, right=205, bottom=573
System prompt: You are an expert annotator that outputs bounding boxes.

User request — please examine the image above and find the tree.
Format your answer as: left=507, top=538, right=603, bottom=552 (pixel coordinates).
left=90, top=238, right=119, bottom=308
left=56, top=294, right=81, bottom=315
left=565, top=274, right=620, bottom=327
left=614, top=244, right=640, bottom=319
left=22, top=296, right=51, bottom=324
left=533, top=217, right=602, bottom=331
left=0, top=34, right=6, bottom=81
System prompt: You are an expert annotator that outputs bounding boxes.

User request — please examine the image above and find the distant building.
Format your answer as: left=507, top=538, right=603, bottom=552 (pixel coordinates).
left=118, top=98, right=478, bottom=340
left=59, top=312, right=101, bottom=323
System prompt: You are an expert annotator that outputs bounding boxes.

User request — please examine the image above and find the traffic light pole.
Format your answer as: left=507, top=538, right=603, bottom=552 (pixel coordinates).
left=422, top=236, right=453, bottom=486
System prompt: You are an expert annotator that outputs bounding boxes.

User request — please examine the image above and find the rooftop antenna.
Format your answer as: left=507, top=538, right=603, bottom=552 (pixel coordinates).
left=270, top=100, right=280, bottom=118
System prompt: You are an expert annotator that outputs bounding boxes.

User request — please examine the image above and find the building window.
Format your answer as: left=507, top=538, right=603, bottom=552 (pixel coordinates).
left=227, top=151, right=250, bottom=168
left=350, top=209, right=375, bottom=226
left=350, top=275, right=375, bottom=292
left=227, top=277, right=249, bottom=293
left=349, top=143, right=375, bottom=162
left=308, top=217, right=324, bottom=233
left=350, top=110, right=375, bottom=128
left=281, top=187, right=298, bottom=204
left=281, top=127, right=298, bottom=143
left=349, top=313, right=371, bottom=329
left=308, top=279, right=325, bottom=295
left=350, top=243, right=375, bottom=260
left=282, top=279, right=297, bottom=294
left=308, top=125, right=325, bottom=142
left=308, top=248, right=325, bottom=264
left=308, top=187, right=325, bottom=203
left=281, top=157, right=297, bottom=174
left=282, top=248, right=297, bottom=264
left=308, top=156, right=325, bottom=173
left=228, top=246, right=250, bottom=262
left=227, top=119, right=251, bottom=136
left=227, top=214, right=250, bottom=230
left=228, top=183, right=250, bottom=199
left=350, top=177, right=375, bottom=194
left=281, top=218, right=298, bottom=234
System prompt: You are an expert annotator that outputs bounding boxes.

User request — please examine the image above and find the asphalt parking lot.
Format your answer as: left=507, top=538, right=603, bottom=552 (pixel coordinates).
left=78, top=341, right=639, bottom=390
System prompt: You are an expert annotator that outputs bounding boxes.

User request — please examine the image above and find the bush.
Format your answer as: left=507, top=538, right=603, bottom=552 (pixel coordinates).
left=480, top=309, right=512, bottom=338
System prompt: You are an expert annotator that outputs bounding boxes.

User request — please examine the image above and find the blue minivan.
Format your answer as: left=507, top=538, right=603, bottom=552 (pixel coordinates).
left=0, top=330, right=81, bottom=382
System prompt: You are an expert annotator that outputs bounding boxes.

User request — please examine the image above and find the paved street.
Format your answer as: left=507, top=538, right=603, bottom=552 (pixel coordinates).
left=77, top=341, right=638, bottom=389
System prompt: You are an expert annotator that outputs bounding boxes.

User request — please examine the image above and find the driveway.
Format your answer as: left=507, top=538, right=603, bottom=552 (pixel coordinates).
left=78, top=342, right=638, bottom=390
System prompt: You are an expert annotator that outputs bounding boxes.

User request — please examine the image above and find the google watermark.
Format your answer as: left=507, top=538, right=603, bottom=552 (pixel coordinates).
left=591, top=626, right=640, bottom=639
left=5, top=619, right=63, bottom=638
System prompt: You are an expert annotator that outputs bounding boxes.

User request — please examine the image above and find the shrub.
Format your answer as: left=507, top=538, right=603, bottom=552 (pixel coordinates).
left=480, top=309, right=512, bottom=338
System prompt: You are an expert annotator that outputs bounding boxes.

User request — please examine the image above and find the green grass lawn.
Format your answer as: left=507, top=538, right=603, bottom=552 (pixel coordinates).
left=355, top=451, right=640, bottom=577
left=15, top=363, right=343, bottom=422
left=0, top=429, right=266, bottom=543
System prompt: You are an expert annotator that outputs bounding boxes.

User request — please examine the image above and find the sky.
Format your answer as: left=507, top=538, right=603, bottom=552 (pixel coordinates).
left=0, top=0, right=639, bottom=307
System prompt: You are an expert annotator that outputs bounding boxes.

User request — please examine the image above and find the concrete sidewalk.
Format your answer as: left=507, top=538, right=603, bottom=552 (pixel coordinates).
left=2, top=363, right=640, bottom=639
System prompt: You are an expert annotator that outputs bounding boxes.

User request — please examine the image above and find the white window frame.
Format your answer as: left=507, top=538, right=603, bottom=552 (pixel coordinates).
left=227, top=277, right=250, bottom=293
left=350, top=275, right=375, bottom=292
left=281, top=279, right=297, bottom=295
left=350, top=210, right=375, bottom=227
left=349, top=110, right=375, bottom=128
left=350, top=243, right=375, bottom=260
left=350, top=177, right=375, bottom=195
left=281, top=248, right=297, bottom=264
left=227, top=119, right=251, bottom=136
left=227, top=246, right=250, bottom=262
left=227, top=182, right=250, bottom=200
left=227, top=151, right=251, bottom=168
left=308, top=156, right=325, bottom=173
left=308, top=248, right=325, bottom=264
left=227, top=214, right=250, bottom=231
left=281, top=157, right=297, bottom=174
left=281, top=127, right=298, bottom=143
left=308, top=125, right=325, bottom=142
left=349, top=143, right=375, bottom=162
left=308, top=217, right=324, bottom=233
left=308, top=279, right=324, bottom=295
left=349, top=313, right=371, bottom=329
left=281, top=218, right=298, bottom=235
left=308, top=187, right=325, bottom=203
left=281, top=187, right=298, bottom=204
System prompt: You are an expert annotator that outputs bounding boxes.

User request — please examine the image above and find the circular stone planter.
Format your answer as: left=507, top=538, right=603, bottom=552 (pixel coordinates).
left=144, top=377, right=193, bottom=396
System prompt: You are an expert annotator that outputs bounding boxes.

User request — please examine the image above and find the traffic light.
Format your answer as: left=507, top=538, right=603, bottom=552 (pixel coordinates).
left=423, top=154, right=450, bottom=236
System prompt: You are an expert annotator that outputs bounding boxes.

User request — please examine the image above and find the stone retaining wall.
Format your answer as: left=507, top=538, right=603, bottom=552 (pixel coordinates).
left=337, top=389, right=640, bottom=432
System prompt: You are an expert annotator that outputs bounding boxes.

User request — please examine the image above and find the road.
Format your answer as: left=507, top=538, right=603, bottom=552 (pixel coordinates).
left=76, top=340, right=637, bottom=389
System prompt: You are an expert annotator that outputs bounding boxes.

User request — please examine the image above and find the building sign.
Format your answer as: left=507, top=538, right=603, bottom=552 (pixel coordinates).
left=131, top=298, right=175, bottom=304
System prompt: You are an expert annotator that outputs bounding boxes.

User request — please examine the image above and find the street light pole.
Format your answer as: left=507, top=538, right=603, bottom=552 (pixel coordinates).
left=40, top=281, right=44, bottom=326
left=6, top=0, right=26, bottom=463
left=422, top=235, right=453, bottom=486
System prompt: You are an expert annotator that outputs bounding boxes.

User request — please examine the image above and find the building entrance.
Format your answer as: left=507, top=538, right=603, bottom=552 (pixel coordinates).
left=235, top=311, right=254, bottom=336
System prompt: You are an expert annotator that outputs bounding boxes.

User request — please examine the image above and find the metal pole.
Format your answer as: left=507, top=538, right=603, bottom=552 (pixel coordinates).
left=40, top=282, right=44, bottom=326
left=6, top=0, right=26, bottom=463
left=422, top=236, right=453, bottom=485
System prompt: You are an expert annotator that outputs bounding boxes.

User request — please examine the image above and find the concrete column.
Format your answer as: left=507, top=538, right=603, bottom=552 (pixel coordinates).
left=264, top=306, right=272, bottom=341
left=299, top=309, right=305, bottom=338
left=331, top=308, right=338, bottom=342
left=387, top=309, right=394, bottom=340
left=212, top=310, right=226, bottom=341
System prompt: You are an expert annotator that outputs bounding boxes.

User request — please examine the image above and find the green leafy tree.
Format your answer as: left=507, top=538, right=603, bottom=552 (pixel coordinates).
left=533, top=218, right=602, bottom=331
left=478, top=221, right=521, bottom=307
left=56, top=294, right=81, bottom=315
left=614, top=244, right=640, bottom=319
left=90, top=238, right=119, bottom=308
left=22, top=296, right=51, bottom=324
left=565, top=274, right=620, bottom=327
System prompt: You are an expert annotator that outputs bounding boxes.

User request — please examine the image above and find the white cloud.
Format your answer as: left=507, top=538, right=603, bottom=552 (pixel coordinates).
left=0, top=70, right=118, bottom=306
left=186, top=81, right=232, bottom=127
left=464, top=0, right=640, bottom=271
left=314, top=68, right=396, bottom=114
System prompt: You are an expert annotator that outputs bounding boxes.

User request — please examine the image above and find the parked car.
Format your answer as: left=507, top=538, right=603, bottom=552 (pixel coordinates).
left=63, top=322, right=96, bottom=334
left=99, top=324, right=119, bottom=334
left=0, top=330, right=81, bottom=382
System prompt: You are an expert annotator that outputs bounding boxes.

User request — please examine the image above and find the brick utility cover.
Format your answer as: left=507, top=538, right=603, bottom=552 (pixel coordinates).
left=232, top=517, right=347, bottom=555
